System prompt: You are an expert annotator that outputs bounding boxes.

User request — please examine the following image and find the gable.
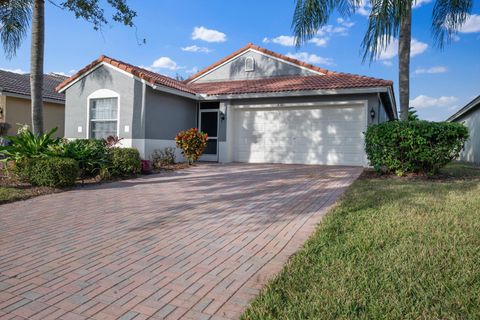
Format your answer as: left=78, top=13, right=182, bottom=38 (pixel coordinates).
left=190, top=49, right=321, bottom=83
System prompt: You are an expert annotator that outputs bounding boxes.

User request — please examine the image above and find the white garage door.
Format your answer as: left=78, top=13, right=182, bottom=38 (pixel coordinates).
left=233, top=104, right=367, bottom=166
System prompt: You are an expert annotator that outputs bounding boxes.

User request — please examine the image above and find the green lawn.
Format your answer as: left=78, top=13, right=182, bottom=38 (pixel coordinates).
left=243, top=163, right=480, bottom=319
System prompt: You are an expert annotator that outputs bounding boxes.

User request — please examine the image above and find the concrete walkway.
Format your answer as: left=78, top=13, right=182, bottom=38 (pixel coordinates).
left=0, top=164, right=361, bottom=319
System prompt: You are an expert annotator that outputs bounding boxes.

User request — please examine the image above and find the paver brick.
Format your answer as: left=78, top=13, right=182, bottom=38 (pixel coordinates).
left=0, top=164, right=360, bottom=319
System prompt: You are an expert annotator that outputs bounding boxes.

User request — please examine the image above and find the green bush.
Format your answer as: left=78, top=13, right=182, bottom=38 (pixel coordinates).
left=20, top=157, right=79, bottom=187
left=365, top=120, right=469, bottom=175
left=0, top=127, right=59, bottom=163
left=108, top=147, right=141, bottom=177
left=52, top=139, right=109, bottom=180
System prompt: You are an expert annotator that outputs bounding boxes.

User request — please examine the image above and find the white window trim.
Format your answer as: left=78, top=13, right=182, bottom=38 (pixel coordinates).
left=86, top=89, right=120, bottom=139
left=245, top=56, right=255, bottom=72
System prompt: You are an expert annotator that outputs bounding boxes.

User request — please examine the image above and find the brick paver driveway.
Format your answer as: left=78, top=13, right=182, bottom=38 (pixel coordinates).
left=0, top=164, right=362, bottom=320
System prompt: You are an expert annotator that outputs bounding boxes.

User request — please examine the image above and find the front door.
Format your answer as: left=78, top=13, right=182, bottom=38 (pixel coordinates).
left=199, top=110, right=219, bottom=161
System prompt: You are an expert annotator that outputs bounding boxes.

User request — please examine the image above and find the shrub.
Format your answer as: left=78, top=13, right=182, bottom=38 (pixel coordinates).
left=151, top=147, right=176, bottom=169
left=52, top=139, right=109, bottom=181
left=108, top=147, right=141, bottom=177
left=0, top=127, right=59, bottom=163
left=21, top=157, right=79, bottom=187
left=365, top=120, right=469, bottom=176
left=175, top=128, right=208, bottom=164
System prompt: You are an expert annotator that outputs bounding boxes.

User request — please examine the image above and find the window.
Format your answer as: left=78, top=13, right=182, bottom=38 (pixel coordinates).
left=245, top=57, right=255, bottom=72
left=89, top=97, right=118, bottom=139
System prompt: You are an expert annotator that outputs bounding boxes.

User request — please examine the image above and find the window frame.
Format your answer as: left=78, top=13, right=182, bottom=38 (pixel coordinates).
left=86, top=89, right=120, bottom=139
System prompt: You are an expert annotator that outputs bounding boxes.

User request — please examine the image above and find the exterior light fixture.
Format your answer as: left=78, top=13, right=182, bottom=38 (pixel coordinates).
left=370, top=108, right=376, bottom=120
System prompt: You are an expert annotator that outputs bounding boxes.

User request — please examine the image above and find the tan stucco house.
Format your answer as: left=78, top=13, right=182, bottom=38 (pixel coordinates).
left=0, top=70, right=66, bottom=137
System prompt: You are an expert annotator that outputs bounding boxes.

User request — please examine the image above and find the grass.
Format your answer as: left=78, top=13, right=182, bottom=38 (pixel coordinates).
left=243, top=162, right=480, bottom=320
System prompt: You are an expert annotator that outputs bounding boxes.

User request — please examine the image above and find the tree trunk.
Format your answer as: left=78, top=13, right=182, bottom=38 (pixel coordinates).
left=398, top=0, right=412, bottom=121
left=30, top=0, right=45, bottom=135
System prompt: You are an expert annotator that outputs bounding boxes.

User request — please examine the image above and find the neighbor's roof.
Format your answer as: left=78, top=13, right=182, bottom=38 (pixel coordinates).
left=0, top=70, right=67, bottom=102
left=56, top=55, right=197, bottom=95
left=447, top=95, right=480, bottom=122
left=56, top=44, right=393, bottom=97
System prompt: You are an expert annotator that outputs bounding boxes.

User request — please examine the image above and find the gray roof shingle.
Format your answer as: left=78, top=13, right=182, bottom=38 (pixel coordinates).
left=0, top=70, right=66, bottom=102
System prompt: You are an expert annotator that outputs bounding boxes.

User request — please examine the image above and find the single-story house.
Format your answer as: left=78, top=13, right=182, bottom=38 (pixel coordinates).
left=447, top=95, right=480, bottom=165
left=56, top=43, right=396, bottom=166
left=0, top=70, right=66, bottom=137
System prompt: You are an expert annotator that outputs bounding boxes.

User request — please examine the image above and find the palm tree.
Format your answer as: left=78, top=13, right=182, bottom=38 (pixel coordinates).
left=0, top=0, right=137, bottom=135
left=292, top=0, right=473, bottom=121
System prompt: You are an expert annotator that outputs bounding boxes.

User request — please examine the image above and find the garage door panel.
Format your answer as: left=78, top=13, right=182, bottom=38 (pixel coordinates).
left=234, top=105, right=366, bottom=166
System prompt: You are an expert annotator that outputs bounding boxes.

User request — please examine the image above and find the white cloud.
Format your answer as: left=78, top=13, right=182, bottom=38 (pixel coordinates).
left=308, top=37, right=328, bottom=47
left=263, top=35, right=296, bottom=46
left=181, top=45, right=212, bottom=53
left=286, top=52, right=334, bottom=66
left=414, top=66, right=448, bottom=74
left=413, top=0, right=432, bottom=8
left=459, top=14, right=480, bottom=33
left=186, top=66, right=199, bottom=75
left=410, top=95, right=458, bottom=109
left=1, top=68, right=27, bottom=74
left=336, top=18, right=355, bottom=28
left=151, top=57, right=181, bottom=70
left=192, top=26, right=227, bottom=42
left=378, top=38, right=428, bottom=61
left=356, top=0, right=371, bottom=16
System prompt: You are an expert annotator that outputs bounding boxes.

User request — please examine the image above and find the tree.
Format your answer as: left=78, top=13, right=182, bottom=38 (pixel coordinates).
left=0, top=0, right=137, bottom=134
left=292, top=0, right=472, bottom=121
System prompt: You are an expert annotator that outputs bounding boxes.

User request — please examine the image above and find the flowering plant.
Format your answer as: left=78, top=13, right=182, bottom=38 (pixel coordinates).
left=175, top=128, right=208, bottom=164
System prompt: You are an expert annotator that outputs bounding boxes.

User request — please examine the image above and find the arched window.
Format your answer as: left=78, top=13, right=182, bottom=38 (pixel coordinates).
left=245, top=56, right=255, bottom=72
left=87, top=89, right=119, bottom=139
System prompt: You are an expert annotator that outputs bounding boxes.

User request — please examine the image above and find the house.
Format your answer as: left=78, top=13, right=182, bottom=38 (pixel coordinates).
left=0, top=70, right=66, bottom=137
left=447, top=95, right=480, bottom=165
left=56, top=43, right=396, bottom=166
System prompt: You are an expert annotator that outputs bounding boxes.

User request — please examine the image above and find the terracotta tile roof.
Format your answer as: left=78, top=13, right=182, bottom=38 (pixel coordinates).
left=0, top=70, right=66, bottom=102
left=190, top=74, right=393, bottom=96
left=185, top=43, right=334, bottom=83
left=56, top=55, right=197, bottom=95
left=56, top=44, right=393, bottom=97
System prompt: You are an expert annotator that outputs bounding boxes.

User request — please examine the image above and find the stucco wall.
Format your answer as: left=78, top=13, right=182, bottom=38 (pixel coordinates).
left=454, top=109, right=480, bottom=165
left=4, top=97, right=64, bottom=137
left=64, top=64, right=139, bottom=140
left=193, top=51, right=317, bottom=83
left=144, top=87, right=197, bottom=140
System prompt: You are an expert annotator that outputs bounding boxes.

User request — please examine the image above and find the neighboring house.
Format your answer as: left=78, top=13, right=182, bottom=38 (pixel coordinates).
left=57, top=43, right=396, bottom=166
left=447, top=95, right=480, bottom=165
left=0, top=70, right=66, bottom=137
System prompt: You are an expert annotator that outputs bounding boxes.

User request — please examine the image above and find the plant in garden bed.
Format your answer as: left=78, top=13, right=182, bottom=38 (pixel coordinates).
left=365, top=120, right=469, bottom=176
left=19, top=157, right=79, bottom=188
left=52, top=139, right=110, bottom=183
left=0, top=127, right=59, bottom=163
left=151, top=147, right=176, bottom=169
left=108, top=147, right=141, bottom=177
left=175, top=128, right=208, bottom=165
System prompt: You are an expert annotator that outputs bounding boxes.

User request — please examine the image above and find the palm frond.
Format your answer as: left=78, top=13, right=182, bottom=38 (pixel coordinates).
left=0, top=0, right=32, bottom=59
left=361, top=0, right=407, bottom=63
left=292, top=0, right=358, bottom=47
left=432, top=0, right=472, bottom=48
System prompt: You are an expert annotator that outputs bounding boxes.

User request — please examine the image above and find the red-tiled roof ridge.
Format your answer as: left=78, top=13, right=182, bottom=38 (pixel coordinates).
left=185, top=43, right=338, bottom=83
left=56, top=55, right=196, bottom=95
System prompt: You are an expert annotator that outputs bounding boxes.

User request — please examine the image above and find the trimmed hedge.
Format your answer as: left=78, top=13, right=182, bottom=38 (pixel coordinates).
left=108, top=147, right=141, bottom=176
left=365, top=120, right=469, bottom=175
left=21, top=157, right=79, bottom=187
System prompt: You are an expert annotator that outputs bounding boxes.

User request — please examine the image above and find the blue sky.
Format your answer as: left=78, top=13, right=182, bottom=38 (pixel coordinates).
left=1, top=0, right=479, bottom=121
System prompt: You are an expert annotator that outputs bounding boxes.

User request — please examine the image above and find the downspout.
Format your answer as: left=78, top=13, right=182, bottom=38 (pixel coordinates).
left=140, top=81, right=147, bottom=158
